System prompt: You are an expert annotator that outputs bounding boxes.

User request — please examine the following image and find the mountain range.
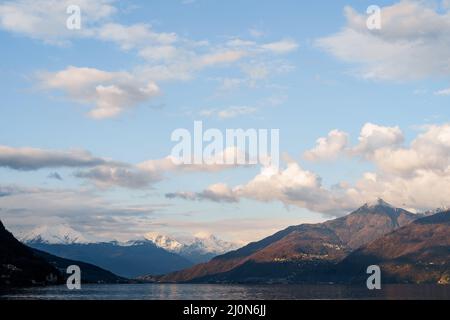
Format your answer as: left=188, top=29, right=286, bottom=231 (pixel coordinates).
left=20, top=226, right=237, bottom=278
left=337, top=210, right=450, bottom=284
left=0, top=220, right=124, bottom=286
left=145, top=232, right=238, bottom=263
left=158, top=199, right=445, bottom=284
left=2, top=198, right=449, bottom=286
left=25, top=240, right=193, bottom=279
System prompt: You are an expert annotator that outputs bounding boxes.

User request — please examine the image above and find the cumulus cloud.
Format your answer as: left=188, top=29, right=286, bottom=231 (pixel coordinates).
left=1, top=1, right=299, bottom=118
left=35, top=43, right=296, bottom=118
left=304, top=130, right=349, bottom=161
left=370, top=124, right=450, bottom=176
left=168, top=163, right=356, bottom=215
left=304, top=123, right=403, bottom=161
left=138, top=147, right=252, bottom=174
left=352, top=123, right=404, bottom=155
left=38, top=66, right=160, bottom=119
left=170, top=122, right=450, bottom=214
left=316, top=1, right=450, bottom=81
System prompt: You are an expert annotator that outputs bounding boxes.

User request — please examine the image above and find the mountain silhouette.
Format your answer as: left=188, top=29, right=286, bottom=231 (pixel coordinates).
left=337, top=210, right=450, bottom=284
left=1, top=220, right=126, bottom=286
left=159, top=199, right=421, bottom=283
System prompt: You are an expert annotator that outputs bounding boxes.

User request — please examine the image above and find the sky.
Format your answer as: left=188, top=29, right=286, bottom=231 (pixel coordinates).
left=1, top=0, right=450, bottom=244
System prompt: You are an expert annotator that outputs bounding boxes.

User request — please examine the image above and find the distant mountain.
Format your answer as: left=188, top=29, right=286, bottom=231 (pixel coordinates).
left=145, top=232, right=238, bottom=263
left=20, top=224, right=89, bottom=244
left=25, top=239, right=194, bottom=278
left=337, top=210, right=450, bottom=284
left=145, top=233, right=184, bottom=252
left=32, top=249, right=127, bottom=284
left=0, top=220, right=61, bottom=287
left=160, top=199, right=420, bottom=283
left=1, top=220, right=127, bottom=286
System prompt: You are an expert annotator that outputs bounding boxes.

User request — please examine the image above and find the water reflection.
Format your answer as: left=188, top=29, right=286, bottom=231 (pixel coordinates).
left=1, top=284, right=449, bottom=300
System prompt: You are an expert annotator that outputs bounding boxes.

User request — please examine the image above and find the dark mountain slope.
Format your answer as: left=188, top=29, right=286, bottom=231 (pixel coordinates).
left=160, top=199, right=419, bottom=283
left=0, top=221, right=61, bottom=287
left=1, top=220, right=127, bottom=286
left=33, top=249, right=127, bottom=284
left=28, top=240, right=194, bottom=278
left=338, top=211, right=450, bottom=284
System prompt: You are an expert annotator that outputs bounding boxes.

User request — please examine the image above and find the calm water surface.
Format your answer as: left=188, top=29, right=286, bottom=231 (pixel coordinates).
left=1, top=284, right=449, bottom=300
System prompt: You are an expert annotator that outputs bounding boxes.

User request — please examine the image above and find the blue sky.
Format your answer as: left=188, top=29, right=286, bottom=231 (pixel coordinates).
left=1, top=0, right=450, bottom=243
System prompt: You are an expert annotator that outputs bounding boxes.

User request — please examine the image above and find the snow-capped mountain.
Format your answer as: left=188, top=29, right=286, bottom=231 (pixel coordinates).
left=19, top=225, right=90, bottom=244
left=20, top=225, right=194, bottom=277
left=144, top=232, right=239, bottom=263
left=20, top=224, right=239, bottom=265
left=363, top=198, right=397, bottom=210
left=145, top=232, right=184, bottom=252
left=185, top=233, right=238, bottom=255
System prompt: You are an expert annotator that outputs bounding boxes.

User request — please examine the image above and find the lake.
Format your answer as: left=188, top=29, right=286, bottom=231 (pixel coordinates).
left=1, top=283, right=450, bottom=300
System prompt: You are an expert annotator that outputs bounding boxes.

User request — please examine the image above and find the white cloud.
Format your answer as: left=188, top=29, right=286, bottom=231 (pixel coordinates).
left=304, top=123, right=403, bottom=161
left=168, top=162, right=356, bottom=215
left=304, top=130, right=349, bottom=161
left=316, top=1, right=450, bottom=80
left=261, top=39, right=299, bottom=54
left=370, top=124, right=450, bottom=176
left=0, top=0, right=116, bottom=44
left=97, top=23, right=177, bottom=50
left=0, top=142, right=252, bottom=190
left=76, top=147, right=252, bottom=189
left=352, top=123, right=404, bottom=155
left=138, top=147, right=251, bottom=174
left=1, top=1, right=299, bottom=117
left=171, top=122, right=450, bottom=214
left=38, top=66, right=160, bottom=119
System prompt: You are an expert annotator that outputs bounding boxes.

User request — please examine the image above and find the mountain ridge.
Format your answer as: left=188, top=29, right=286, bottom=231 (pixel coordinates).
left=159, top=199, right=422, bottom=283
left=336, top=210, right=450, bottom=284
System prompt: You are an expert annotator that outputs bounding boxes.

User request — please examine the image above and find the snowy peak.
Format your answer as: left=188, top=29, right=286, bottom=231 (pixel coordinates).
left=144, top=232, right=184, bottom=252
left=20, top=225, right=89, bottom=244
left=144, top=231, right=238, bottom=256
left=188, top=233, right=238, bottom=255
left=363, top=198, right=396, bottom=210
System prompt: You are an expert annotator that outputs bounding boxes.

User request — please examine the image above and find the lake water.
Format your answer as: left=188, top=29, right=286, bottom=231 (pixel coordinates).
left=1, top=284, right=450, bottom=300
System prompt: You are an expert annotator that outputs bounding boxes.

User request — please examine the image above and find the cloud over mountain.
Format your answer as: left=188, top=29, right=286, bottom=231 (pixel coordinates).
left=170, top=122, right=450, bottom=215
